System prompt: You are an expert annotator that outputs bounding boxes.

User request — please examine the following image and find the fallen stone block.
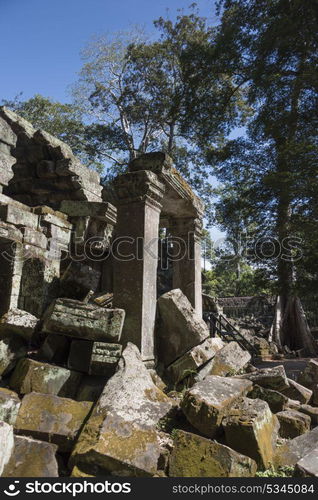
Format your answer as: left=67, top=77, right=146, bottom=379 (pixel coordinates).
left=0, top=336, right=27, bottom=376
left=276, top=410, right=311, bottom=439
left=294, top=448, right=318, bottom=477
left=10, top=358, right=83, bottom=398
left=312, top=385, right=318, bottom=406
left=68, top=339, right=122, bottom=376
left=223, top=397, right=279, bottom=469
left=38, top=333, right=71, bottom=364
left=2, top=435, right=58, bottom=477
left=157, top=289, right=209, bottom=366
left=274, top=426, right=318, bottom=467
left=239, top=365, right=289, bottom=392
left=75, top=375, right=108, bottom=402
left=60, top=261, right=101, bottom=301
left=0, top=421, right=14, bottom=475
left=181, top=375, right=252, bottom=438
left=70, top=343, right=174, bottom=476
left=15, top=392, right=92, bottom=452
left=298, top=360, right=318, bottom=390
left=247, top=385, right=289, bottom=413
left=0, top=309, right=39, bottom=340
left=169, top=429, right=257, bottom=477
left=209, top=341, right=251, bottom=377
left=166, top=337, right=224, bottom=383
left=299, top=404, right=318, bottom=425
left=281, top=379, right=312, bottom=404
left=42, top=298, right=125, bottom=342
left=0, top=388, right=21, bottom=425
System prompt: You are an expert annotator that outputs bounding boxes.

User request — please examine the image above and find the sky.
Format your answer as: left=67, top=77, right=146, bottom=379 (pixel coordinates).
left=0, top=0, right=216, bottom=102
left=0, top=0, right=224, bottom=240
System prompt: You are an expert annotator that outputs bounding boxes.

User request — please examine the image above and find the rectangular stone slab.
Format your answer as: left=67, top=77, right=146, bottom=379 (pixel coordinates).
left=14, top=392, right=93, bottom=452
left=42, top=298, right=125, bottom=342
left=68, top=340, right=122, bottom=376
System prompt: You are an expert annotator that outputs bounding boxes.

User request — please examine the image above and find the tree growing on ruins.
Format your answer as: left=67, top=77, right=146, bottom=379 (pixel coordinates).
left=187, top=0, right=318, bottom=352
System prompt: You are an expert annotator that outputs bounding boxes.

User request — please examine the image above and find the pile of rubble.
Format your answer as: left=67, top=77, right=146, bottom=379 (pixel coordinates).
left=0, top=108, right=317, bottom=478
left=0, top=289, right=317, bottom=478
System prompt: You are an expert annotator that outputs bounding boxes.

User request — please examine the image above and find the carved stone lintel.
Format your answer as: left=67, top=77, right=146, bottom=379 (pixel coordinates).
left=104, top=171, right=165, bottom=212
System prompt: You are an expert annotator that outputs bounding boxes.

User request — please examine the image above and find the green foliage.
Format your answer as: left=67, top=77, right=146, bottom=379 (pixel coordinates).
left=256, top=465, right=294, bottom=478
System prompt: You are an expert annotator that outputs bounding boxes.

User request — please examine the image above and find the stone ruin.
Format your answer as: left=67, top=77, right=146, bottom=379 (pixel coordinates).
left=0, top=107, right=317, bottom=478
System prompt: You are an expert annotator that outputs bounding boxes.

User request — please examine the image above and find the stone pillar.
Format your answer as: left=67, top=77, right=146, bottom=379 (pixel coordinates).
left=110, top=170, right=165, bottom=365
left=170, top=217, right=203, bottom=316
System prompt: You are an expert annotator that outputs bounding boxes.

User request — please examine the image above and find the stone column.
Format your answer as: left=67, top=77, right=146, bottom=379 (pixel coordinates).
left=110, top=170, right=165, bottom=365
left=170, top=217, right=203, bottom=316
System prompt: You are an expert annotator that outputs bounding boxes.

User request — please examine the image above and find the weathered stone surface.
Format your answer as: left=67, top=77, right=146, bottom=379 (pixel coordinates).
left=0, top=388, right=21, bottom=425
left=299, top=404, right=318, bottom=425
left=167, top=337, right=224, bottom=383
left=157, top=289, right=209, bottom=366
left=0, top=421, right=14, bottom=475
left=169, top=430, right=256, bottom=477
left=0, top=204, right=39, bottom=229
left=276, top=410, right=311, bottom=439
left=60, top=261, right=101, bottom=301
left=38, top=333, right=71, bottom=364
left=297, top=359, right=318, bottom=390
left=209, top=341, right=251, bottom=377
left=181, top=375, right=252, bottom=438
left=223, top=398, right=279, bottom=469
left=75, top=375, right=108, bottom=402
left=294, top=448, right=318, bottom=477
left=68, top=340, right=122, bottom=376
left=42, top=298, right=125, bottom=342
left=312, top=385, right=318, bottom=406
left=0, top=309, right=39, bottom=340
left=2, top=435, right=58, bottom=477
left=70, top=343, right=174, bottom=476
left=0, top=336, right=27, bottom=376
left=15, top=392, right=92, bottom=452
left=239, top=365, right=289, bottom=392
left=274, top=426, right=318, bottom=467
left=10, top=358, right=83, bottom=398
left=281, top=378, right=313, bottom=404
left=247, top=385, right=289, bottom=413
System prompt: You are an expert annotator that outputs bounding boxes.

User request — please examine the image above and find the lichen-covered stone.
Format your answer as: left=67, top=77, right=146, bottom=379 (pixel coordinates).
left=68, top=339, right=122, bottom=376
left=247, top=385, right=289, bottom=413
left=181, top=376, right=252, bottom=438
left=223, top=397, right=279, bottom=469
left=70, top=343, right=174, bottom=476
left=9, top=358, right=82, bottom=398
left=0, top=309, right=39, bottom=340
left=297, top=359, right=318, bottom=390
left=239, top=365, right=289, bottom=392
left=274, top=425, right=318, bottom=467
left=157, top=289, right=209, bottom=366
left=209, top=341, right=251, bottom=377
left=0, top=388, right=21, bottom=425
left=2, top=436, right=58, bottom=477
left=169, top=430, right=257, bottom=477
left=0, top=336, right=27, bottom=376
left=42, top=298, right=125, bottom=342
left=167, top=337, right=224, bottom=383
left=281, top=379, right=312, bottom=404
left=15, top=392, right=92, bottom=452
left=0, top=421, right=14, bottom=475
left=294, top=448, right=318, bottom=477
left=276, top=410, right=311, bottom=438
